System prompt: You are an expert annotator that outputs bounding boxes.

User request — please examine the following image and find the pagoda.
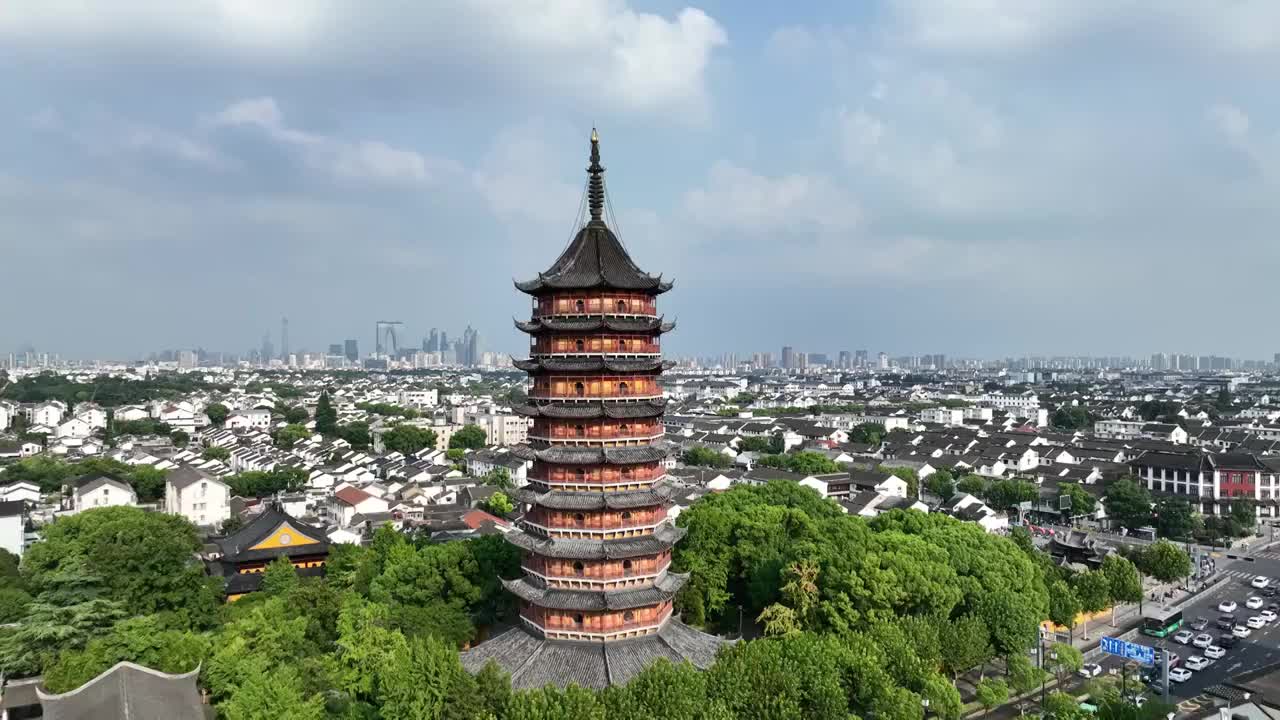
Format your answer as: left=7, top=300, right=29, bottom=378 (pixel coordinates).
left=460, top=131, right=726, bottom=689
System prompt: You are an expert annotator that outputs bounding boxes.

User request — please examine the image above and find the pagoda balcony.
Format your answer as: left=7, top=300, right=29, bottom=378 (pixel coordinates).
left=528, top=418, right=662, bottom=444
left=522, top=552, right=672, bottom=588
left=521, top=517, right=665, bottom=540
left=529, top=375, right=662, bottom=401
left=524, top=506, right=667, bottom=532
left=520, top=601, right=674, bottom=641
left=530, top=336, right=660, bottom=356
left=533, top=292, right=658, bottom=318
left=530, top=463, right=665, bottom=487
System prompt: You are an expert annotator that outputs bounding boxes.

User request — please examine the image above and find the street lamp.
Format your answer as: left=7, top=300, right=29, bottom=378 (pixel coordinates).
left=921, top=697, right=930, bottom=719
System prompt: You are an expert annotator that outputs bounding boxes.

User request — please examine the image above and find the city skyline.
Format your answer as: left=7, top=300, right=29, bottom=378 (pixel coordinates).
left=6, top=3, right=1280, bottom=358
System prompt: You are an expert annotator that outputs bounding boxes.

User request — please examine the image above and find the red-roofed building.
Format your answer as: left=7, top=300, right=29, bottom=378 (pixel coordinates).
left=329, top=485, right=389, bottom=527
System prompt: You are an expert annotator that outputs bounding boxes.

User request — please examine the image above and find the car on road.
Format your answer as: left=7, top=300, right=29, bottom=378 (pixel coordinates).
left=1219, top=614, right=1238, bottom=630
left=1233, top=625, right=1253, bottom=638
left=1264, top=587, right=1278, bottom=597
left=1169, top=667, right=1193, bottom=683
left=1205, top=645, right=1227, bottom=659
left=1248, top=616, right=1267, bottom=629
left=1173, top=630, right=1195, bottom=644
left=1221, top=600, right=1239, bottom=612
left=1261, top=610, right=1278, bottom=623
left=1191, top=617, right=1210, bottom=631
left=1193, top=633, right=1214, bottom=648
left=1247, top=596, right=1265, bottom=610
left=1253, top=576, right=1271, bottom=589
left=1079, top=663, right=1104, bottom=678
left=1218, top=634, right=1239, bottom=648
left=1185, top=656, right=1211, bottom=671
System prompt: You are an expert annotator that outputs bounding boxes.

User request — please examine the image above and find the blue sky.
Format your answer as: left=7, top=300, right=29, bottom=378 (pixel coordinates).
left=2, top=1, right=1279, bottom=361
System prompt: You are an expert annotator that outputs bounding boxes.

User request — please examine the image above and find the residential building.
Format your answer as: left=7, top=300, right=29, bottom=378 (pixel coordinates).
left=164, top=465, right=231, bottom=527
left=70, top=475, right=138, bottom=513
left=0, top=501, right=25, bottom=556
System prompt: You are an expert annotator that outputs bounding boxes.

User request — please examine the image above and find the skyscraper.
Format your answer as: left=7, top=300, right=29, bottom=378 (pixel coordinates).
left=468, top=328, right=481, bottom=367
left=877, top=352, right=889, bottom=370
left=855, top=349, right=868, bottom=367
left=260, top=333, right=274, bottom=365
left=344, top=339, right=358, bottom=362
left=460, top=130, right=723, bottom=689
left=781, top=345, right=795, bottom=370
left=328, top=344, right=343, bottom=356
left=838, top=350, right=852, bottom=369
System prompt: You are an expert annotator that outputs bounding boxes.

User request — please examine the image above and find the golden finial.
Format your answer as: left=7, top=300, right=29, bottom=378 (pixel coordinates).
left=591, top=128, right=598, bottom=143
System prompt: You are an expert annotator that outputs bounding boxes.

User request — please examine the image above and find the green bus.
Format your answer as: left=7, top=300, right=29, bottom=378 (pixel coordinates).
left=1141, top=609, right=1183, bottom=638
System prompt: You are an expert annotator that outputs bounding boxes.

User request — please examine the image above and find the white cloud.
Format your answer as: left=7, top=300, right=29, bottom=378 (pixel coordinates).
left=0, top=1, right=727, bottom=118
left=1209, top=103, right=1250, bottom=143
left=683, top=161, right=860, bottom=234
left=211, top=97, right=452, bottom=186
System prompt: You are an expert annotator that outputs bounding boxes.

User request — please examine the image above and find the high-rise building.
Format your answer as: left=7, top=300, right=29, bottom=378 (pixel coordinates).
left=877, top=352, right=889, bottom=370
left=427, top=328, right=439, bottom=353
left=260, top=333, right=274, bottom=365
left=838, top=350, right=852, bottom=369
left=855, top=350, right=868, bottom=367
left=439, top=331, right=448, bottom=351
left=328, top=343, right=343, bottom=356
left=344, top=339, right=358, bottom=362
left=781, top=345, right=796, bottom=370
left=280, top=317, right=289, bottom=361
left=460, top=130, right=723, bottom=688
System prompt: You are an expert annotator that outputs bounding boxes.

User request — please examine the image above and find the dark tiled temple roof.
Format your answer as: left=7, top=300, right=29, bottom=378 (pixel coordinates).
left=513, top=358, right=674, bottom=373
left=514, top=485, right=671, bottom=510
left=36, top=661, right=204, bottom=720
left=514, top=317, right=675, bottom=334
left=506, top=524, right=686, bottom=559
left=514, top=131, right=672, bottom=296
left=510, top=444, right=667, bottom=465
left=459, top=618, right=727, bottom=689
left=501, top=572, right=688, bottom=610
left=513, top=401, right=667, bottom=419
left=212, top=507, right=329, bottom=564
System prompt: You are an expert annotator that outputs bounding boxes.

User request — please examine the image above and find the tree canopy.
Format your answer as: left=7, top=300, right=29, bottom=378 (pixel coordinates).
left=382, top=425, right=438, bottom=455
left=1103, top=478, right=1154, bottom=530
left=449, top=424, right=488, bottom=450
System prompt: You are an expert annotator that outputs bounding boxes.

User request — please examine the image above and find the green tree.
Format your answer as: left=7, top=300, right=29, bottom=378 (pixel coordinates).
left=279, top=405, right=310, bottom=425
left=449, top=424, right=487, bottom=450
left=446, top=448, right=465, bottom=463
left=683, top=447, right=732, bottom=469
left=482, top=491, right=514, bottom=517
left=1154, top=497, right=1195, bottom=540
left=1047, top=642, right=1083, bottom=686
left=42, top=614, right=209, bottom=692
left=205, top=402, right=230, bottom=427
left=382, top=425, right=438, bottom=455
left=1048, top=580, right=1082, bottom=638
left=0, top=587, right=32, bottom=623
left=220, top=665, right=325, bottom=720
left=484, top=468, right=514, bottom=490
left=314, top=391, right=338, bottom=435
left=261, top=557, right=300, bottom=597
left=379, top=635, right=479, bottom=720
left=1100, top=555, right=1143, bottom=605
left=1051, top=406, right=1092, bottom=430
left=273, top=424, right=309, bottom=448
left=956, top=474, right=988, bottom=496
left=335, top=421, right=372, bottom=450
left=202, top=446, right=231, bottom=461
left=939, top=614, right=992, bottom=678
left=1104, top=478, right=1154, bottom=530
left=1132, top=540, right=1191, bottom=582
left=879, top=465, right=920, bottom=497
left=1059, top=483, right=1097, bottom=518
left=1073, top=570, right=1112, bottom=624
left=849, top=422, right=886, bottom=445
left=976, top=677, right=1010, bottom=719
left=1006, top=654, right=1048, bottom=695
left=1230, top=499, right=1257, bottom=534
left=127, top=465, right=168, bottom=502
left=984, top=479, right=1039, bottom=512
left=170, top=429, right=189, bottom=447
left=1045, top=691, right=1084, bottom=720
left=924, top=469, right=955, bottom=500
left=787, top=451, right=839, bottom=475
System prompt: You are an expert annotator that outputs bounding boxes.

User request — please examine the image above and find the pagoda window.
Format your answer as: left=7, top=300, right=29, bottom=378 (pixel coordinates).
left=574, top=382, right=585, bottom=397
left=616, top=300, right=627, bottom=313
left=574, top=468, right=586, bottom=482
left=575, top=339, right=585, bottom=352
left=621, top=511, right=632, bottom=521
left=573, top=513, right=585, bottom=526
left=573, top=561, right=584, bottom=576
left=573, top=614, right=584, bottom=626
left=622, top=559, right=633, bottom=574
left=623, top=611, right=635, bottom=623
left=618, top=382, right=629, bottom=395
left=618, top=339, right=628, bottom=352
left=619, top=423, right=630, bottom=435
left=575, top=299, right=585, bottom=313
left=575, top=424, right=585, bottom=437
left=622, top=467, right=634, bottom=479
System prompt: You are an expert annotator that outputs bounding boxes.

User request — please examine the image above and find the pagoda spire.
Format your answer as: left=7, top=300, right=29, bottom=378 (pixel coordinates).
left=587, top=128, right=605, bottom=224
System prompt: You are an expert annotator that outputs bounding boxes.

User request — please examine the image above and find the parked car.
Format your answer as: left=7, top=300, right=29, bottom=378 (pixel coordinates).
left=1263, top=586, right=1278, bottom=597
left=1252, top=576, right=1270, bottom=589
left=1173, top=630, right=1195, bottom=644
left=1261, top=610, right=1278, bottom=623
left=1218, top=614, right=1238, bottom=630
left=1247, top=596, right=1265, bottom=610
left=1079, top=663, right=1104, bottom=678
left=1247, top=616, right=1267, bottom=629
left=1185, top=656, right=1211, bottom=671
left=1192, top=633, right=1214, bottom=648
left=1220, top=600, right=1239, bottom=612
left=1190, top=617, right=1210, bottom=631
left=1205, top=645, right=1227, bottom=660
left=1218, top=634, right=1239, bottom=648
left=1169, top=667, right=1193, bottom=683
left=1233, top=625, right=1253, bottom=638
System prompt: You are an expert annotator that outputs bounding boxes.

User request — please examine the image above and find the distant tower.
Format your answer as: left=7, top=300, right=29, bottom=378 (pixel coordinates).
left=344, top=339, right=358, bottom=362
left=260, top=333, right=274, bottom=365
left=281, top=317, right=289, bottom=362
left=460, top=128, right=725, bottom=689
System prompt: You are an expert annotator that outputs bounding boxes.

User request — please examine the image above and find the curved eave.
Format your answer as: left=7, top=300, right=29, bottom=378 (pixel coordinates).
left=514, top=317, right=674, bottom=334
left=512, top=401, right=667, bottom=419
left=514, top=485, right=672, bottom=510
left=506, top=524, right=687, bottom=560
left=502, top=573, right=688, bottom=611
left=515, top=277, right=674, bottom=296
left=510, top=444, right=668, bottom=465
left=514, top=358, right=673, bottom=373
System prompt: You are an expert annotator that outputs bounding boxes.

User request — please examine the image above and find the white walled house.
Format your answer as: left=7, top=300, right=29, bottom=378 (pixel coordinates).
left=74, top=403, right=108, bottom=430
left=113, top=405, right=150, bottom=422
left=30, top=401, right=66, bottom=428
left=330, top=486, right=390, bottom=527
left=0, top=402, right=13, bottom=432
left=55, top=417, right=93, bottom=439
left=70, top=476, right=138, bottom=513
left=164, top=465, right=231, bottom=527
left=225, top=409, right=272, bottom=431
left=0, top=501, right=25, bottom=556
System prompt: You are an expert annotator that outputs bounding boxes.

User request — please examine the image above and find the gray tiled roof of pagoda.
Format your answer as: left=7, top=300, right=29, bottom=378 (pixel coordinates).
left=512, top=358, right=674, bottom=373
left=514, top=317, right=676, bottom=334
left=510, top=444, right=667, bottom=464
left=506, top=523, right=686, bottom=559
left=459, top=619, right=728, bottom=690
left=514, top=484, right=671, bottom=511
left=512, top=400, right=667, bottom=419
left=502, top=572, right=688, bottom=611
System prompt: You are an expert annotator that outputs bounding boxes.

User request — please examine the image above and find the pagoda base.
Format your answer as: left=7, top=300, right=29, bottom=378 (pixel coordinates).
left=459, top=617, right=730, bottom=689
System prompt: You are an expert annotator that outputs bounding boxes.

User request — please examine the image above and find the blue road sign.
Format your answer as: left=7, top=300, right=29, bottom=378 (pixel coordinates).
left=1099, top=636, right=1155, bottom=666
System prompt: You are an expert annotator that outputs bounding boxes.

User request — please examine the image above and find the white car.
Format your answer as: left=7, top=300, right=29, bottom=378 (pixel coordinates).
left=1247, top=616, right=1267, bottom=629
left=1169, top=667, right=1193, bottom=683
left=1173, top=630, right=1195, bottom=644
left=1233, top=625, right=1253, bottom=638
left=1247, top=596, right=1265, bottom=610
left=1205, top=645, right=1227, bottom=659
left=1192, top=633, right=1214, bottom=648
left=1079, top=663, right=1104, bottom=678
left=1185, top=656, right=1211, bottom=671
left=1253, top=576, right=1271, bottom=589
left=1261, top=610, right=1278, bottom=623
left=1220, top=600, right=1239, bottom=612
